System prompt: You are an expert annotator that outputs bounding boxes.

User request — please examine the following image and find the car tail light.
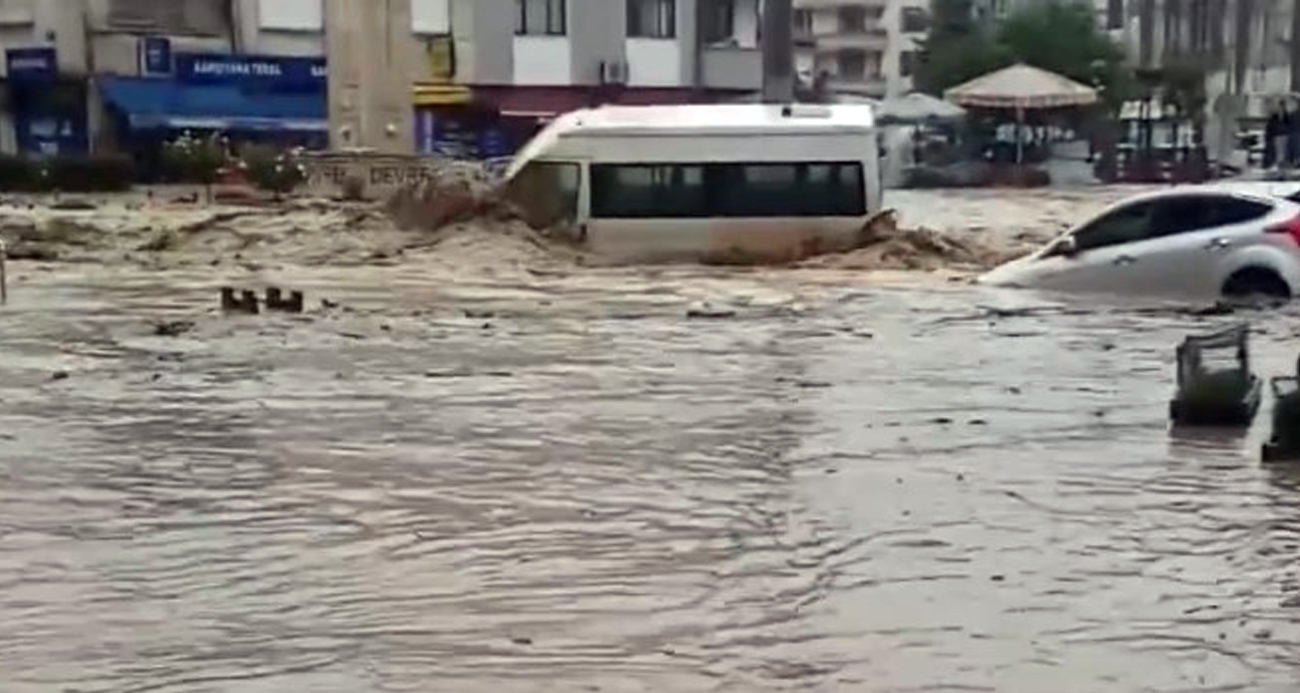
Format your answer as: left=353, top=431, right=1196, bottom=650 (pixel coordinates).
left=1266, top=213, right=1300, bottom=245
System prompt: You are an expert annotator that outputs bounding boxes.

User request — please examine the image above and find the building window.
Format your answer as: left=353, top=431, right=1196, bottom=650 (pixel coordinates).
left=591, top=162, right=865, bottom=219
left=838, top=49, right=867, bottom=79
left=628, top=0, right=676, bottom=39
left=109, top=0, right=231, bottom=35
left=837, top=6, right=867, bottom=33
left=702, top=0, right=736, bottom=44
left=901, top=7, right=930, bottom=33
left=793, top=9, right=813, bottom=35
left=517, top=0, right=566, bottom=35
left=900, top=50, right=917, bottom=77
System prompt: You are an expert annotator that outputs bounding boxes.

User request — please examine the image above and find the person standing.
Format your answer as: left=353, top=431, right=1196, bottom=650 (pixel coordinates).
left=1276, top=108, right=1291, bottom=169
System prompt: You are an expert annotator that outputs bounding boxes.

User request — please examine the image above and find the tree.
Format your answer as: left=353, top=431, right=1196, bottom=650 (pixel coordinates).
left=915, top=34, right=1013, bottom=97
left=997, top=2, right=1133, bottom=111
left=915, top=0, right=1000, bottom=95
left=916, top=0, right=1133, bottom=111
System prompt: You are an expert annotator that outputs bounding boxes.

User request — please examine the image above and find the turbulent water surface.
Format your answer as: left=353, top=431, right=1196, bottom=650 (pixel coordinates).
left=1, top=189, right=1298, bottom=693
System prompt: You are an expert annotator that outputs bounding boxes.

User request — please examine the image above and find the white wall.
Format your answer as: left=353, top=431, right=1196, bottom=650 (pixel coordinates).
left=258, top=0, right=323, bottom=30
left=626, top=38, right=681, bottom=86
left=412, top=0, right=450, bottom=34
left=811, top=9, right=837, bottom=35
left=512, top=36, right=571, bottom=85
left=236, top=0, right=323, bottom=55
left=734, top=0, right=760, bottom=48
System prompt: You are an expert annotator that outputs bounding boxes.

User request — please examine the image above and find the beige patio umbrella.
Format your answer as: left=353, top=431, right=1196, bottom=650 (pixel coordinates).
left=944, top=63, right=1098, bottom=162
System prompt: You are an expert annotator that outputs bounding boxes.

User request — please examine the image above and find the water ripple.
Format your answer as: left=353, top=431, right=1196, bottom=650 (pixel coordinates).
left=1, top=265, right=1298, bottom=692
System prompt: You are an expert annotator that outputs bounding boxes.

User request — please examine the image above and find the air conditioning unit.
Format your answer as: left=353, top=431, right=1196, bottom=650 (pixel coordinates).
left=599, top=60, right=628, bottom=85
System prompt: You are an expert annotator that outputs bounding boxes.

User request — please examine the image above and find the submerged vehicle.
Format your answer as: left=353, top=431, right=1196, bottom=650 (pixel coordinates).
left=979, top=187, right=1300, bottom=300
left=501, top=103, right=883, bottom=263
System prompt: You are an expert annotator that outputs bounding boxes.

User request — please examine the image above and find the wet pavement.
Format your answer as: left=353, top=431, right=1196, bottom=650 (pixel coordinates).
left=2, top=191, right=1299, bottom=692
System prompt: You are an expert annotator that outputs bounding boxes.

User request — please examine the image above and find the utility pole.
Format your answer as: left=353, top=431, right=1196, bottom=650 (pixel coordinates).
left=762, top=0, right=795, bottom=103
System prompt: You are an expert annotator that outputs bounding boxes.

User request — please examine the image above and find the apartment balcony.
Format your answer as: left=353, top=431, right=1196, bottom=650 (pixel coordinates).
left=700, top=44, right=762, bottom=90
left=794, top=0, right=887, bottom=10
left=811, top=29, right=890, bottom=51
left=827, top=75, right=887, bottom=97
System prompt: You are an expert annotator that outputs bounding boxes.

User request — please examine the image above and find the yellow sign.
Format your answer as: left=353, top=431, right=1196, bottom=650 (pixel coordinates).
left=412, top=36, right=468, bottom=106
left=413, top=83, right=471, bottom=106
left=426, top=36, right=454, bottom=81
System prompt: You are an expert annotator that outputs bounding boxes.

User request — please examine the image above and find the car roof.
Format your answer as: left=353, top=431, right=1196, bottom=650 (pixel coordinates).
left=1110, top=184, right=1293, bottom=207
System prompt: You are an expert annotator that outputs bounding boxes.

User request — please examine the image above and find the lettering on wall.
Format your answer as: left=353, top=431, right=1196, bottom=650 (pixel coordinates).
left=305, top=158, right=443, bottom=190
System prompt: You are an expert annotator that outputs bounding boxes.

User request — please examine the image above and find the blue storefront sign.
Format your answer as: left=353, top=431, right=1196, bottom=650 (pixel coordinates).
left=141, top=37, right=172, bottom=75
left=174, top=53, right=326, bottom=92
left=416, top=109, right=516, bottom=160
left=5, top=46, right=87, bottom=156
left=5, top=47, right=57, bottom=84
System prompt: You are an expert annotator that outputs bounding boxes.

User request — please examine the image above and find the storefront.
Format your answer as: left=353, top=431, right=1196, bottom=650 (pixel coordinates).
left=413, top=83, right=519, bottom=160
left=97, top=49, right=328, bottom=178
left=4, top=47, right=89, bottom=157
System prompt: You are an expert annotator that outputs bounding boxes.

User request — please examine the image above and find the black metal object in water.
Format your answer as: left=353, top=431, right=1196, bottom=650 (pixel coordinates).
left=1263, top=354, right=1300, bottom=463
left=1168, top=323, right=1262, bottom=427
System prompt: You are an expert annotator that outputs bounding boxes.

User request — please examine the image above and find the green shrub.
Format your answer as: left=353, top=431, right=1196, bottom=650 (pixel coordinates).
left=45, top=155, right=135, bottom=193
left=0, top=155, right=36, bottom=191
left=162, top=132, right=228, bottom=195
left=242, top=145, right=307, bottom=198
left=0, top=154, right=134, bottom=193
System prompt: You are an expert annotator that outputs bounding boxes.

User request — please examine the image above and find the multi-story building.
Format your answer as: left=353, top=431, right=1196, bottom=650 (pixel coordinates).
left=1121, top=0, right=1299, bottom=163
left=459, top=0, right=763, bottom=115
left=0, top=0, right=92, bottom=155
left=0, top=0, right=790, bottom=159
left=792, top=0, right=930, bottom=98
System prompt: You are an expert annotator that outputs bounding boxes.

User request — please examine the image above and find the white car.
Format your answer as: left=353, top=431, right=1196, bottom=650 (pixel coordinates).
left=978, top=186, right=1300, bottom=300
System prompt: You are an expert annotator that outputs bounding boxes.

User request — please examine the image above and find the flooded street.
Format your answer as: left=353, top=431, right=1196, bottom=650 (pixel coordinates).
left=1, top=188, right=1298, bottom=692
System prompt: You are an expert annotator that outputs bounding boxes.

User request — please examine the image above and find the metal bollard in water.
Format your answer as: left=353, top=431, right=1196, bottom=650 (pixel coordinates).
left=1, top=237, right=7, bottom=306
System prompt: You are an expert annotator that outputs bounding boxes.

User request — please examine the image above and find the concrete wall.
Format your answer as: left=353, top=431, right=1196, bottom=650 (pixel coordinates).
left=450, top=0, right=512, bottom=84
left=701, top=45, right=761, bottom=88
left=0, top=0, right=87, bottom=76
left=677, top=0, right=700, bottom=85
left=303, top=151, right=443, bottom=198
left=325, top=0, right=415, bottom=153
left=234, top=0, right=325, bottom=55
left=513, top=36, right=573, bottom=85
left=627, top=38, right=682, bottom=85
left=460, top=0, right=758, bottom=90
left=85, top=0, right=234, bottom=75
left=572, top=0, right=627, bottom=85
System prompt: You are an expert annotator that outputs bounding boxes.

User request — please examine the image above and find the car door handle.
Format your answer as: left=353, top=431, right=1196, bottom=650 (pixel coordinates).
left=1113, top=254, right=1137, bottom=266
left=1204, top=238, right=1232, bottom=250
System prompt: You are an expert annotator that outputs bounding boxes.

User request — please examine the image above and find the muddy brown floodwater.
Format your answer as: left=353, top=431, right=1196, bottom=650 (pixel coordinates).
left=1, top=188, right=1298, bottom=693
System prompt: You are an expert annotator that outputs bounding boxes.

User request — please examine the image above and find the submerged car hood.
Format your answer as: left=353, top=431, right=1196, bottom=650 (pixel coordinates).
left=976, top=251, right=1040, bottom=286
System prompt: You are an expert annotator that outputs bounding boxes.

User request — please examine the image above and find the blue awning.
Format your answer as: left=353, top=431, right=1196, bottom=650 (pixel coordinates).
left=97, top=76, right=327, bottom=133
